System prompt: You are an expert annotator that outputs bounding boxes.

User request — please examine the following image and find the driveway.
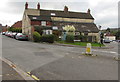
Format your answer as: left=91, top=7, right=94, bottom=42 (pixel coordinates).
left=2, top=35, right=118, bottom=80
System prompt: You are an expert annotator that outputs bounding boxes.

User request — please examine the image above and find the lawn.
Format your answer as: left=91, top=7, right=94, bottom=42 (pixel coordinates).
left=57, top=41, right=105, bottom=47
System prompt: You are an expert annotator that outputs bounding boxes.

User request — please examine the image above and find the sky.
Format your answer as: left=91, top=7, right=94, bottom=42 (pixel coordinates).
left=0, top=0, right=119, bottom=29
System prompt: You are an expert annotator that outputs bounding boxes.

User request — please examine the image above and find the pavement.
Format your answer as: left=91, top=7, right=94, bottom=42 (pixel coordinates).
left=2, top=35, right=119, bottom=80
left=2, top=61, right=26, bottom=81
left=0, top=59, right=27, bottom=82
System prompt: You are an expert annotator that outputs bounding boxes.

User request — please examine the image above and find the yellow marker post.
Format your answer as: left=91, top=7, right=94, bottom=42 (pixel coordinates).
left=86, top=43, right=92, bottom=54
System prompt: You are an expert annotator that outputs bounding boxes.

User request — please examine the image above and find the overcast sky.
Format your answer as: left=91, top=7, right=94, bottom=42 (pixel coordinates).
left=0, top=0, right=119, bottom=29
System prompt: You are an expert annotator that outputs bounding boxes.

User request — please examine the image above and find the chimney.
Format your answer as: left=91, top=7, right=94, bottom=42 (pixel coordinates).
left=64, top=6, right=68, bottom=12
left=37, top=3, right=40, bottom=9
left=87, top=9, right=90, bottom=13
left=25, top=2, right=28, bottom=9
left=5, top=25, right=8, bottom=27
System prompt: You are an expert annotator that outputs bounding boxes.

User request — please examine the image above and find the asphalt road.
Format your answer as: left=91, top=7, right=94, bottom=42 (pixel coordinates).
left=2, top=35, right=118, bottom=80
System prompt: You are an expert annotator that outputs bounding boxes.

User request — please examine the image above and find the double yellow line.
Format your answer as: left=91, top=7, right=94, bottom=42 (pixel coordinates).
left=27, top=72, right=40, bottom=81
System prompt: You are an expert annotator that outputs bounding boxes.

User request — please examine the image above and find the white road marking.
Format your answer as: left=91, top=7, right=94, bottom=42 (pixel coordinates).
left=93, top=50, right=118, bottom=54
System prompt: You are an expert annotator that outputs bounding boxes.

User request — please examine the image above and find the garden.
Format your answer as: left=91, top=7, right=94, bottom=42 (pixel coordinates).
left=33, top=25, right=105, bottom=47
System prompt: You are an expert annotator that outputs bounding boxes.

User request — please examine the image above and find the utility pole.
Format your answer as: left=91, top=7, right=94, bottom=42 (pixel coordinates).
left=98, top=25, right=102, bottom=47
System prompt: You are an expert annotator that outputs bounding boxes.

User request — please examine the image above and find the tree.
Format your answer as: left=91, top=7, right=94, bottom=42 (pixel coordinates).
left=63, top=25, right=76, bottom=35
left=106, top=28, right=110, bottom=32
left=34, top=26, right=43, bottom=35
left=115, top=30, right=120, bottom=40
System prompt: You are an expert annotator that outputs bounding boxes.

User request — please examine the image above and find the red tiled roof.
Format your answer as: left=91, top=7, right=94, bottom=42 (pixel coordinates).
left=11, top=21, right=22, bottom=28
left=105, top=33, right=114, bottom=36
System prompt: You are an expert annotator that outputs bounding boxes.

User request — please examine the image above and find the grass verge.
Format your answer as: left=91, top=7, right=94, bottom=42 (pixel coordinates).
left=57, top=41, right=105, bottom=47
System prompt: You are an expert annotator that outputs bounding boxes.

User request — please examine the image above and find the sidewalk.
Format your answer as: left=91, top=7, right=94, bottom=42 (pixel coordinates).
left=2, top=61, right=27, bottom=82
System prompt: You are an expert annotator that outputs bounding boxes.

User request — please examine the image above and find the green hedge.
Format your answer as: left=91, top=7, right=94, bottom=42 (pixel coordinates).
left=41, top=34, right=54, bottom=43
left=65, top=34, right=74, bottom=43
left=54, top=35, right=59, bottom=41
left=8, top=28, right=22, bottom=33
left=33, top=32, right=41, bottom=42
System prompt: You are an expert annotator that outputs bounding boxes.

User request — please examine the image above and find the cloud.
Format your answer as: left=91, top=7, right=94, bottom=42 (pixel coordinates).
left=0, top=0, right=119, bottom=29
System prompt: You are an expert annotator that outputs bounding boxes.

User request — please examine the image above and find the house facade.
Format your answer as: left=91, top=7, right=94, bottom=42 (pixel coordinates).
left=104, top=33, right=116, bottom=41
left=22, top=2, right=99, bottom=42
left=0, top=24, right=8, bottom=32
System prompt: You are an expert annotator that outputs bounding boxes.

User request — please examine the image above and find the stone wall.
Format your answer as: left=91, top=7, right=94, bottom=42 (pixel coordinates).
left=51, top=17, right=94, bottom=23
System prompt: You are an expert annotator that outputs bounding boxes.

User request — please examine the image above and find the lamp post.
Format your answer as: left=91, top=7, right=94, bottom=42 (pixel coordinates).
left=98, top=25, right=102, bottom=47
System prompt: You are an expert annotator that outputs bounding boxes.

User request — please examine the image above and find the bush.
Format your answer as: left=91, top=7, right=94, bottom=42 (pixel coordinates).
left=33, top=32, right=41, bottom=42
left=65, top=34, right=74, bottom=43
left=54, top=35, right=59, bottom=41
left=41, top=34, right=54, bottom=43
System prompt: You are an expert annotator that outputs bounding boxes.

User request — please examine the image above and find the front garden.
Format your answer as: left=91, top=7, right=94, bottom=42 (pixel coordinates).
left=57, top=40, right=104, bottom=47
left=33, top=25, right=105, bottom=47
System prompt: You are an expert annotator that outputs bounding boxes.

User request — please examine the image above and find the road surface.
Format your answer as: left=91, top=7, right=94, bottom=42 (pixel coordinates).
left=2, top=35, right=118, bottom=80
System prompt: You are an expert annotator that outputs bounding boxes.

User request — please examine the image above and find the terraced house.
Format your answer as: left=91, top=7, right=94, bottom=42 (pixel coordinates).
left=22, top=2, right=99, bottom=42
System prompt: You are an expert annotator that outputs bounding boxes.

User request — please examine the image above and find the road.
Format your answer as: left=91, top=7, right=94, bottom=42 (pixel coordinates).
left=2, top=35, right=118, bottom=80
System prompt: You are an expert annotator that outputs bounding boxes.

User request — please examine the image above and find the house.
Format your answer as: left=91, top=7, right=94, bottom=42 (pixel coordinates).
left=0, top=24, right=8, bottom=32
left=22, top=2, right=99, bottom=42
left=11, top=21, right=22, bottom=28
left=104, top=33, right=116, bottom=41
left=0, top=24, right=2, bottom=32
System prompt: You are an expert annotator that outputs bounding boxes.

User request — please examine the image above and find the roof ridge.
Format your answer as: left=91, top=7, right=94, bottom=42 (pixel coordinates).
left=40, top=9, right=87, bottom=14
left=26, top=8, right=88, bottom=14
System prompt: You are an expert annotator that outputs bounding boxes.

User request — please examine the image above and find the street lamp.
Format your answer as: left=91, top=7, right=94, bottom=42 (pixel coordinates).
left=98, top=25, right=102, bottom=47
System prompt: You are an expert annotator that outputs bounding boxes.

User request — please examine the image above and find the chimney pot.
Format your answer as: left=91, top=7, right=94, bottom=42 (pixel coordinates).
left=64, top=6, right=68, bottom=12
left=37, top=3, right=40, bottom=9
left=87, top=9, right=90, bottom=13
left=25, top=2, right=28, bottom=9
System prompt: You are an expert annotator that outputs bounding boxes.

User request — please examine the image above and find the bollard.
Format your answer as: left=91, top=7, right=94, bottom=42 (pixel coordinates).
left=86, top=43, right=92, bottom=55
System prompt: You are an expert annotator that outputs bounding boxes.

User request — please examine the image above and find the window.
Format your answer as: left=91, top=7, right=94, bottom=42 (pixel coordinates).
left=46, top=30, right=52, bottom=35
left=52, top=26, right=58, bottom=30
left=75, top=32, right=80, bottom=35
left=51, top=13, right=56, bottom=16
left=32, top=17, right=37, bottom=19
left=41, top=21, right=46, bottom=26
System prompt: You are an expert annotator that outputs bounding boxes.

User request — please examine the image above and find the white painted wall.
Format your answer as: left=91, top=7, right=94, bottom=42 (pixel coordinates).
left=105, top=36, right=116, bottom=40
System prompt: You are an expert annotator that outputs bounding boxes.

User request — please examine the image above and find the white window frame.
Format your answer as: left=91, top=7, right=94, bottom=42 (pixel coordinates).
left=51, top=13, right=56, bottom=16
left=46, top=30, right=52, bottom=35
left=41, top=21, right=46, bottom=26
left=32, top=17, right=37, bottom=19
left=52, top=26, right=58, bottom=30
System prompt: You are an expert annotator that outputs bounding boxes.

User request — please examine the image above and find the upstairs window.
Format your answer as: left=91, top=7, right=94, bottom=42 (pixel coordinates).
left=32, top=17, right=37, bottom=19
left=52, top=26, right=58, bottom=30
left=51, top=13, right=56, bottom=16
left=41, top=21, right=46, bottom=26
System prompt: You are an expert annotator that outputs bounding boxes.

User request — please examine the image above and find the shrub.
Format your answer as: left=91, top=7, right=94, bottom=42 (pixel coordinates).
left=54, top=35, right=59, bottom=41
left=33, top=32, right=41, bottom=42
left=41, top=34, right=54, bottom=43
left=65, top=34, right=74, bottom=43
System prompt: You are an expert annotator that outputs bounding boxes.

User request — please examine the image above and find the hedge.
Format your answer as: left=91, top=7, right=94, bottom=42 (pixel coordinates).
left=65, top=34, right=74, bottom=43
left=41, top=34, right=54, bottom=43
left=33, top=32, right=41, bottom=42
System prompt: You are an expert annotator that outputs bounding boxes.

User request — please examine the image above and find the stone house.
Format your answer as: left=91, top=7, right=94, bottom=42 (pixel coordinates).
left=22, top=2, right=99, bottom=42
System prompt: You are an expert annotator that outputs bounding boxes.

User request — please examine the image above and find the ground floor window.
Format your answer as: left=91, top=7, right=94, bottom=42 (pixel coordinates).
left=43, top=30, right=52, bottom=35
